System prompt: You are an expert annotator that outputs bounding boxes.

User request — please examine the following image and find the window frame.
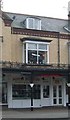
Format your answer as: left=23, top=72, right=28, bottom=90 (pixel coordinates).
left=43, top=85, right=50, bottom=98
left=12, top=83, right=41, bottom=100
left=26, top=17, right=41, bottom=30
left=23, top=40, right=49, bottom=64
left=12, top=84, right=31, bottom=100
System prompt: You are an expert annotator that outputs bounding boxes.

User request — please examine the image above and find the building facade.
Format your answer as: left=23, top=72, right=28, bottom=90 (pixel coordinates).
left=0, top=8, right=70, bottom=108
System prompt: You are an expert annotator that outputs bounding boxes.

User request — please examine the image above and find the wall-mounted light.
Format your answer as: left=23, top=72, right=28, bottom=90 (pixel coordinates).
left=30, top=83, right=34, bottom=88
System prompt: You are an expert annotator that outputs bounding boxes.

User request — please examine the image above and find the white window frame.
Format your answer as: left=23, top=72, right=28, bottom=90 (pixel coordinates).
left=23, top=40, right=50, bottom=64
left=26, top=18, right=41, bottom=30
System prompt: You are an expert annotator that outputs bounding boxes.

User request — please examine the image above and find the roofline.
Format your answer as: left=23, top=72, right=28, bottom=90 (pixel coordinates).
left=2, top=10, right=68, bottom=21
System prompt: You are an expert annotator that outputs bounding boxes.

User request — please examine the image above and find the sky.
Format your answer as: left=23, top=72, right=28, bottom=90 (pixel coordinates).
left=2, top=0, right=70, bottom=19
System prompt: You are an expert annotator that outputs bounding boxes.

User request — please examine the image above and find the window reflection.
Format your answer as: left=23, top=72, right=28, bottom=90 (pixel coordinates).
left=28, top=50, right=37, bottom=64
left=12, top=84, right=41, bottom=99
left=38, top=51, right=47, bottom=64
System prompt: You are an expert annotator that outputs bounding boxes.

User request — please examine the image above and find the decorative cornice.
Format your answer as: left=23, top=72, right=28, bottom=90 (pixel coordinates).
left=11, top=27, right=58, bottom=38
left=11, top=27, right=70, bottom=39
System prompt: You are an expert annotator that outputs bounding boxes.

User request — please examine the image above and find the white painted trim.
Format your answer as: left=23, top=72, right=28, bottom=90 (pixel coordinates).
left=23, top=41, right=50, bottom=64
left=7, top=76, right=66, bottom=108
left=47, top=45, right=49, bottom=63
left=0, top=103, right=8, bottom=105
left=26, top=17, right=41, bottom=30
left=22, top=43, right=24, bottom=63
left=26, top=43, right=28, bottom=63
left=23, top=40, right=50, bottom=45
left=63, top=80, right=66, bottom=106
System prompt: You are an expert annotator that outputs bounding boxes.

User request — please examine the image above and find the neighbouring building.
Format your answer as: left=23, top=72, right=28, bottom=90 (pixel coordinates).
left=0, top=2, right=70, bottom=109
left=67, top=1, right=70, bottom=107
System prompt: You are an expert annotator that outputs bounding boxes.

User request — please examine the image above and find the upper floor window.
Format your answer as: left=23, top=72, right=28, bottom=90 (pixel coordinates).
left=26, top=18, right=41, bottom=30
left=23, top=41, right=49, bottom=64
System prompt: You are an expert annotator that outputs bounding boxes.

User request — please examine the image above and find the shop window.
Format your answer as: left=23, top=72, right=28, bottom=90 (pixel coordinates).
left=33, top=85, right=41, bottom=99
left=23, top=41, right=49, bottom=64
left=53, top=99, right=57, bottom=104
left=43, top=85, right=49, bottom=98
left=12, top=84, right=41, bottom=99
left=12, top=84, right=31, bottom=99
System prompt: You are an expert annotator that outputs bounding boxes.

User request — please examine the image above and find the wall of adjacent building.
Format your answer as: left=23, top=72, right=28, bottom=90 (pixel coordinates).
left=0, top=10, right=2, bottom=61
left=2, top=25, right=12, bottom=61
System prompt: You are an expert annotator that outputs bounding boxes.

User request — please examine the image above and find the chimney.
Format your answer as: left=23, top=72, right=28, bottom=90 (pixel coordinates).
left=68, top=1, right=70, bottom=30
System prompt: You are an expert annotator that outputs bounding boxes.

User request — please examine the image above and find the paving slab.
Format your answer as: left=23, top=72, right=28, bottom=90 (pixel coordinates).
left=2, top=106, right=69, bottom=119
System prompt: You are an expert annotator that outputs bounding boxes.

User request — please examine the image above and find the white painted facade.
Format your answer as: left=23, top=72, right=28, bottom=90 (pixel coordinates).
left=2, top=74, right=67, bottom=108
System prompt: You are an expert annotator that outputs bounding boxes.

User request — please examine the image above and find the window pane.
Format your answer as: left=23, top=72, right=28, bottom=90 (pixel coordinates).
left=28, top=18, right=33, bottom=29
left=34, top=19, right=41, bottom=30
left=53, top=86, right=57, bottom=97
left=59, top=85, right=62, bottom=97
left=12, top=84, right=31, bottom=99
left=33, top=85, right=41, bottom=99
left=53, top=99, right=57, bottom=104
left=27, top=18, right=41, bottom=30
left=38, top=51, right=47, bottom=64
left=43, top=85, right=49, bottom=98
left=24, top=43, right=26, bottom=49
left=28, top=50, right=37, bottom=64
left=39, top=44, right=47, bottom=50
left=28, top=43, right=37, bottom=49
left=59, top=99, right=62, bottom=104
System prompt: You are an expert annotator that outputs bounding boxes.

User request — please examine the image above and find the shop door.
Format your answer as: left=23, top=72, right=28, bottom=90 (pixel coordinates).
left=42, top=85, right=50, bottom=106
left=53, top=85, right=63, bottom=105
left=2, top=83, right=7, bottom=104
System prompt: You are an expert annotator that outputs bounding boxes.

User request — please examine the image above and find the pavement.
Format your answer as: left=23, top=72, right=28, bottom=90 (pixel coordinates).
left=1, top=106, right=69, bottom=119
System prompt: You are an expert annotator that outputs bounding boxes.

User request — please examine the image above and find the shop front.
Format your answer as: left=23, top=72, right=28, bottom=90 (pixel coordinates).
left=2, top=71, right=67, bottom=108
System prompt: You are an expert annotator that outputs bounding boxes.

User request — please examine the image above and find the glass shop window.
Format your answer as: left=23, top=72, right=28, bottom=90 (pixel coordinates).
left=33, top=85, right=41, bottom=99
left=12, top=84, right=31, bottom=99
left=12, top=84, right=41, bottom=99
left=43, top=85, right=49, bottom=98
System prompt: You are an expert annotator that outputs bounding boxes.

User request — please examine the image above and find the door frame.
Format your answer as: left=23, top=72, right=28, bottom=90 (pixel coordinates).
left=52, top=84, right=63, bottom=106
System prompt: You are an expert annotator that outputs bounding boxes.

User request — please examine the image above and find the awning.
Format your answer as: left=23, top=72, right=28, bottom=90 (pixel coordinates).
left=38, top=74, right=63, bottom=77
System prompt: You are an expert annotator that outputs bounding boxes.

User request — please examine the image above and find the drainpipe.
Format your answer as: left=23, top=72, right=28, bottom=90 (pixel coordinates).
left=57, top=32, right=60, bottom=67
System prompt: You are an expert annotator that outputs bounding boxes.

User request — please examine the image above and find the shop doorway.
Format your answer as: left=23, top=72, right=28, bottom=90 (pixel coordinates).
left=53, top=85, right=63, bottom=105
